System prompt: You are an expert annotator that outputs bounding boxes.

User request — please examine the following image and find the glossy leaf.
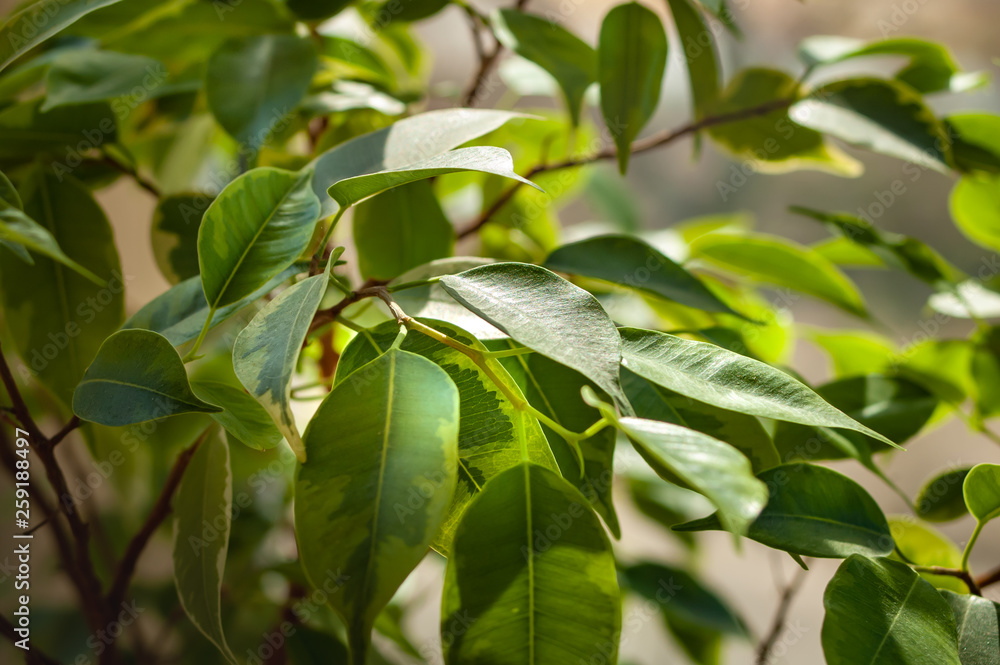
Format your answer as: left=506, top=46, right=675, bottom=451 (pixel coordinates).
left=492, top=9, right=596, bottom=126
left=597, top=2, right=667, bottom=173
left=791, top=77, right=954, bottom=172
left=295, top=349, right=459, bottom=663
left=43, top=49, right=170, bottom=111
left=665, top=0, right=720, bottom=118
left=0, top=0, right=123, bottom=72
left=206, top=35, right=317, bottom=146
left=0, top=168, right=123, bottom=407
left=916, top=468, right=973, bottom=523
left=799, top=36, right=986, bottom=95
left=0, top=205, right=104, bottom=283
left=336, top=319, right=558, bottom=553
left=353, top=181, right=454, bottom=280
left=822, top=556, right=962, bottom=665
left=619, top=328, right=897, bottom=446
left=122, top=265, right=304, bottom=347
left=676, top=464, right=894, bottom=558
left=151, top=194, right=211, bottom=285
left=691, top=232, right=869, bottom=317
left=233, top=264, right=330, bottom=462
left=190, top=380, right=283, bottom=452
left=199, top=168, right=320, bottom=309
left=441, top=263, right=630, bottom=411
left=442, top=462, right=621, bottom=665
left=964, top=464, right=1000, bottom=525
left=327, top=145, right=539, bottom=208
left=544, top=234, right=740, bottom=316
left=310, top=108, right=527, bottom=215
left=172, top=429, right=238, bottom=665
left=73, top=330, right=221, bottom=426
left=941, top=591, right=1000, bottom=665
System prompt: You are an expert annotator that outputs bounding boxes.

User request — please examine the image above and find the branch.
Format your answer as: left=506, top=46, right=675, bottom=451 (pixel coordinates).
left=913, top=566, right=982, bottom=596
left=106, top=431, right=208, bottom=610
left=460, top=4, right=502, bottom=107
left=0, top=613, right=62, bottom=665
left=456, top=97, right=794, bottom=239
left=756, top=566, right=807, bottom=665
left=49, top=415, right=80, bottom=448
left=308, top=279, right=387, bottom=336
left=976, top=565, right=1000, bottom=589
left=0, top=342, right=42, bottom=439
left=99, top=150, right=162, bottom=198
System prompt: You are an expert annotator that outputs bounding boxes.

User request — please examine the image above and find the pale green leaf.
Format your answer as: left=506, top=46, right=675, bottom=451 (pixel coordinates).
left=964, top=464, right=1000, bottom=525
left=190, top=380, right=283, bottom=452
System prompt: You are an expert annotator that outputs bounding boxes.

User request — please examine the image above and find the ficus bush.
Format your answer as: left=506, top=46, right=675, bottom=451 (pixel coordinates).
left=0, top=0, right=998, bottom=664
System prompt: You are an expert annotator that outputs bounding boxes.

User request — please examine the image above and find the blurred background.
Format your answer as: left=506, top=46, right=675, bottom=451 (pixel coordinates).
left=1, top=0, right=998, bottom=663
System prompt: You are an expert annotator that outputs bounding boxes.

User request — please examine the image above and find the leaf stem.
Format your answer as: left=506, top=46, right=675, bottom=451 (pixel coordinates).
left=385, top=276, right=441, bottom=293
left=961, top=521, right=985, bottom=572
left=182, top=305, right=216, bottom=362
left=315, top=205, right=349, bottom=263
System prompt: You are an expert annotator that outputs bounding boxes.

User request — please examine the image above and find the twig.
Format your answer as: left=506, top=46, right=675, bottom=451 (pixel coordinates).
left=913, top=566, right=982, bottom=596
left=106, top=431, right=209, bottom=610
left=0, top=613, right=62, bottom=665
left=756, top=566, right=808, bottom=665
left=49, top=415, right=80, bottom=448
left=977, top=564, right=1000, bottom=589
left=307, top=278, right=387, bottom=336
left=460, top=4, right=502, bottom=107
left=456, top=97, right=794, bottom=238
left=0, top=342, right=42, bottom=439
left=99, top=150, right=162, bottom=198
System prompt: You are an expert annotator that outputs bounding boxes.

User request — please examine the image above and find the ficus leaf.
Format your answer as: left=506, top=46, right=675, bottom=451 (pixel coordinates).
left=442, top=461, right=621, bottom=665
left=0, top=0, right=124, bottom=72
left=964, top=463, right=1000, bottom=526
left=190, top=380, right=284, bottom=452
left=940, top=591, right=1000, bottom=665
left=887, top=517, right=968, bottom=594
left=198, top=167, right=320, bottom=310
left=664, top=0, right=720, bottom=119
left=42, top=49, right=172, bottom=111
left=0, top=205, right=105, bottom=284
left=151, top=194, right=211, bottom=285
left=597, top=2, right=667, bottom=173
left=172, top=429, right=239, bottom=665
left=916, top=467, right=973, bottom=523
left=822, top=556, right=962, bottom=665
left=440, top=263, right=631, bottom=412
left=73, top=330, right=221, bottom=426
left=295, top=349, right=459, bottom=664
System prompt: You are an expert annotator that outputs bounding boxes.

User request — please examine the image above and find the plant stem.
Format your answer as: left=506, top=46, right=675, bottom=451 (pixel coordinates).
left=911, top=565, right=981, bottom=596
left=315, top=205, right=349, bottom=262
left=385, top=276, right=441, bottom=292
left=962, top=521, right=985, bottom=572
left=756, top=567, right=808, bottom=665
left=182, top=305, right=216, bottom=362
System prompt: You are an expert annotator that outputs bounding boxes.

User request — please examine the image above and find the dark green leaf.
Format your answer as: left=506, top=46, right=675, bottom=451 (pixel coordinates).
left=73, top=330, right=221, bottom=426
left=941, top=591, right=1000, bottom=665
left=544, top=234, right=741, bottom=316
left=916, top=468, right=973, bottom=523
left=0, top=99, right=117, bottom=160
left=295, top=349, right=459, bottom=663
left=492, top=9, right=596, bottom=126
left=441, top=263, right=630, bottom=411
left=199, top=168, right=320, bottom=309
left=822, top=556, right=961, bottom=665
left=597, top=2, right=667, bottom=173
left=43, top=49, right=172, bottom=111
left=442, top=462, right=621, bottom=665
left=0, top=206, right=104, bottom=283
left=0, top=0, right=124, bottom=72
left=287, top=0, right=352, bottom=20
left=664, top=0, right=720, bottom=119
left=676, top=464, right=894, bottom=558
left=206, top=35, right=317, bottom=146
left=151, top=194, right=211, bottom=284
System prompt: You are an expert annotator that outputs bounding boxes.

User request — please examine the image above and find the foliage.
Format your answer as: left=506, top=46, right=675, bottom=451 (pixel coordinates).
left=0, top=0, right=998, bottom=664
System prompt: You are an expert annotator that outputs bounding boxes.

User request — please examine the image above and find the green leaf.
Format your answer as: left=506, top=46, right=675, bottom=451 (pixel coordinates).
left=951, top=173, right=1000, bottom=254
left=621, top=367, right=780, bottom=473
left=310, top=108, right=526, bottom=214
left=327, top=145, right=539, bottom=208
left=690, top=232, right=869, bottom=317
left=295, top=349, right=459, bottom=664
left=0, top=0, right=124, bottom=72
left=964, top=464, right=1000, bottom=525
left=707, top=69, right=862, bottom=176
left=494, top=350, right=621, bottom=536
left=0, top=99, right=117, bottom=161
left=286, top=625, right=350, bottom=665
left=799, top=36, right=987, bottom=94
left=206, top=35, right=317, bottom=146
left=287, top=0, right=352, bottom=20
left=888, top=517, right=968, bottom=593
left=492, top=9, right=596, bottom=126
left=390, top=258, right=505, bottom=340
left=336, top=319, right=558, bottom=553
left=73, top=330, right=221, bottom=426
left=190, top=380, right=283, bottom=452
left=42, top=49, right=171, bottom=111
left=544, top=234, right=741, bottom=316
left=676, top=464, right=894, bottom=558
left=354, top=181, right=455, bottom=280
left=172, top=429, right=238, bottom=665
left=947, top=113, right=1000, bottom=174
left=151, top=194, right=211, bottom=285
left=122, top=265, right=304, bottom=347
left=442, top=462, right=621, bottom=665
left=972, top=327, right=1000, bottom=420
left=0, top=168, right=123, bottom=407
left=619, top=327, right=897, bottom=446
left=790, top=77, right=954, bottom=172
left=664, top=0, right=720, bottom=118
left=822, top=556, right=962, bottom=665
left=615, top=414, right=767, bottom=536
left=389, top=0, right=451, bottom=22
left=0, top=170, right=21, bottom=209
left=440, top=263, right=630, bottom=411
left=940, top=591, right=1000, bottom=665
left=199, top=167, right=320, bottom=309
left=806, top=328, right=896, bottom=379
left=916, top=468, right=973, bottom=523
left=597, top=2, right=667, bottom=173
left=0, top=206, right=105, bottom=284
left=233, top=262, right=330, bottom=461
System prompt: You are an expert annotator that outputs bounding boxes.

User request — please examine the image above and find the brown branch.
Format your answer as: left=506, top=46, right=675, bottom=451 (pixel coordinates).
left=461, top=9, right=502, bottom=108
left=756, top=566, right=807, bottom=665
left=976, top=565, right=1000, bottom=589
left=99, top=151, right=161, bottom=198
left=0, top=342, right=42, bottom=440
left=49, top=415, right=80, bottom=448
left=0, top=613, right=62, bottom=665
left=307, top=279, right=387, bottom=336
left=456, top=97, right=794, bottom=239
left=106, top=431, right=208, bottom=610
left=914, top=566, right=982, bottom=596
